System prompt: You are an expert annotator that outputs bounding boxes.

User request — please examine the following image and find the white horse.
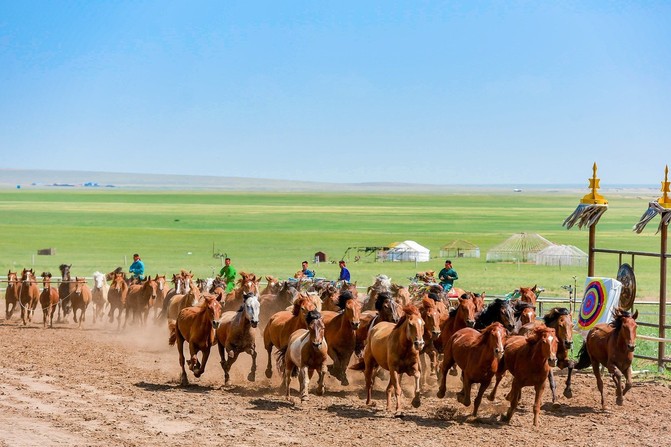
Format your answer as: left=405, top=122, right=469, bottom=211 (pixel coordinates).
left=92, top=271, right=109, bottom=324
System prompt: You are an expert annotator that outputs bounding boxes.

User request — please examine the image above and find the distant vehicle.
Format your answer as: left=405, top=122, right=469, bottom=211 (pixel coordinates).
left=513, top=188, right=523, bottom=192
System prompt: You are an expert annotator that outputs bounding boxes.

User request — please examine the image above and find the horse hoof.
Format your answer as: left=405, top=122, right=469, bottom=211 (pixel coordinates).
left=265, top=369, right=272, bottom=379
left=437, top=388, right=446, bottom=399
left=616, top=397, right=624, bottom=406
left=341, top=378, right=349, bottom=386
left=563, top=388, right=573, bottom=399
left=247, top=373, right=256, bottom=382
left=411, top=396, right=421, bottom=408
left=316, top=387, right=324, bottom=396
left=301, top=396, right=309, bottom=402
left=448, top=369, right=458, bottom=377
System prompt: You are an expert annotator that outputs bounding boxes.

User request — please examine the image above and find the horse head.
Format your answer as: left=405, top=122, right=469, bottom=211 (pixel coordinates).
left=242, top=292, right=261, bottom=328
left=112, top=272, right=126, bottom=291
left=59, top=264, right=72, bottom=279
left=74, top=277, right=87, bottom=295
left=203, top=295, right=222, bottom=330
left=339, top=291, right=361, bottom=330
left=612, top=308, right=638, bottom=352
left=421, top=297, right=441, bottom=340
left=7, top=271, right=18, bottom=287
left=41, top=272, right=52, bottom=288
left=93, top=271, right=106, bottom=290
left=143, top=276, right=158, bottom=300
left=375, top=292, right=400, bottom=323
left=484, top=322, right=507, bottom=359
left=305, top=310, right=325, bottom=348
left=544, top=307, right=573, bottom=349
left=497, top=299, right=516, bottom=332
left=292, top=293, right=317, bottom=317
left=457, top=294, right=477, bottom=328
left=154, top=275, right=166, bottom=292
left=21, top=268, right=35, bottom=285
left=519, top=285, right=538, bottom=305
left=399, top=305, right=425, bottom=351
left=532, top=326, right=558, bottom=367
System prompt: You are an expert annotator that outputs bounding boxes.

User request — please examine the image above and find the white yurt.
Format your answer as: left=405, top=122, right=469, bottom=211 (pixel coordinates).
left=535, top=244, right=588, bottom=266
left=486, top=233, right=554, bottom=263
left=383, top=240, right=430, bottom=262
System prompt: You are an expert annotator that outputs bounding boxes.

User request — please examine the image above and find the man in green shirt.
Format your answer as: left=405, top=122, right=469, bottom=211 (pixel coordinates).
left=219, top=257, right=237, bottom=293
left=438, top=260, right=458, bottom=293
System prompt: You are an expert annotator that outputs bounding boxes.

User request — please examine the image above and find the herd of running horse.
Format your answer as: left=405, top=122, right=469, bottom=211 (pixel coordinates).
left=3, top=266, right=638, bottom=426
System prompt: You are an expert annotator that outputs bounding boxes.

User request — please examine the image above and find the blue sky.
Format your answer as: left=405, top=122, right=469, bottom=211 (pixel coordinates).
left=1, top=1, right=670, bottom=185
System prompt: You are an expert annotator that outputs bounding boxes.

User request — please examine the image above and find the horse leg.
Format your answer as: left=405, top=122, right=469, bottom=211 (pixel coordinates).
left=437, top=355, right=453, bottom=399
left=472, top=379, right=491, bottom=417
left=247, top=347, right=257, bottom=382
left=563, top=360, right=575, bottom=398
left=194, top=346, right=210, bottom=378
left=548, top=369, right=557, bottom=404
left=533, top=382, right=545, bottom=427
left=458, top=377, right=472, bottom=407
left=340, top=352, right=351, bottom=386
left=224, top=350, right=239, bottom=385
left=608, top=363, right=624, bottom=406
left=264, top=343, right=274, bottom=379
left=364, top=364, right=376, bottom=406
left=218, top=343, right=230, bottom=384
left=316, top=364, right=326, bottom=396
left=176, top=335, right=188, bottom=386
left=592, top=361, right=606, bottom=410
left=502, top=379, right=520, bottom=423
left=623, top=366, right=634, bottom=397
left=387, top=371, right=398, bottom=412
left=411, top=369, right=421, bottom=409
left=299, top=366, right=309, bottom=401
left=488, top=370, right=504, bottom=401
left=284, top=360, right=293, bottom=400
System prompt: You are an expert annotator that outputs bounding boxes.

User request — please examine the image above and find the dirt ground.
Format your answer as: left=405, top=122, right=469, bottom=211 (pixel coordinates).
left=1, top=313, right=670, bottom=447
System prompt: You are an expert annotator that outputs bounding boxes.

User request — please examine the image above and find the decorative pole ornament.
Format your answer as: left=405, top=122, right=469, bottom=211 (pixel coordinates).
left=563, top=163, right=609, bottom=229
left=633, top=165, right=671, bottom=234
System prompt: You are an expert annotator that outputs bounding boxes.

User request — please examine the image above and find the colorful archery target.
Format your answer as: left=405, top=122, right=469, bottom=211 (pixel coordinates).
left=578, top=277, right=622, bottom=333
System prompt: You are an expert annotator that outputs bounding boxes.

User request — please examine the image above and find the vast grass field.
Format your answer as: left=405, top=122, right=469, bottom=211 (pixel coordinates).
left=1, top=187, right=669, bottom=371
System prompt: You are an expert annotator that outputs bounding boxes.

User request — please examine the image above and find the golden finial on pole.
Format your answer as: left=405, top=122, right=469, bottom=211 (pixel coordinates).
left=658, top=165, right=671, bottom=209
left=580, top=162, right=608, bottom=205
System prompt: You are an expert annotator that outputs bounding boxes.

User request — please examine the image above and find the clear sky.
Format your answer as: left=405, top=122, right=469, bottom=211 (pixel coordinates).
left=1, top=1, right=670, bottom=185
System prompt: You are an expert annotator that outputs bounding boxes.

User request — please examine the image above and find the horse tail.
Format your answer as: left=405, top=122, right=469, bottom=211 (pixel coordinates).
left=349, top=357, right=365, bottom=371
left=575, top=341, right=591, bottom=370
left=275, top=347, right=287, bottom=373
left=168, top=321, right=177, bottom=346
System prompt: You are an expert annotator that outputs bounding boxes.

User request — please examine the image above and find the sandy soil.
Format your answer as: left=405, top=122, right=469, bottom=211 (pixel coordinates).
left=1, top=312, right=670, bottom=447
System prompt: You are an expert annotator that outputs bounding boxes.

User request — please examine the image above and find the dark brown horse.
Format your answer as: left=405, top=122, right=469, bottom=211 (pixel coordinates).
left=575, top=308, right=638, bottom=409
left=322, top=291, right=361, bottom=386
left=520, top=307, right=575, bottom=402
left=39, top=272, right=59, bottom=328
left=280, top=310, right=328, bottom=402
left=5, top=270, right=19, bottom=319
left=216, top=293, right=261, bottom=385
left=168, top=295, right=222, bottom=386
left=351, top=304, right=425, bottom=413
left=260, top=275, right=281, bottom=296
left=437, top=322, right=507, bottom=417
left=18, top=268, right=40, bottom=325
left=474, top=298, right=515, bottom=332
left=489, top=325, right=558, bottom=426
left=263, top=294, right=318, bottom=379
left=107, top=271, right=129, bottom=329
left=259, top=280, right=300, bottom=326
left=57, top=264, right=76, bottom=322
left=124, top=276, right=158, bottom=328
left=72, top=277, right=92, bottom=328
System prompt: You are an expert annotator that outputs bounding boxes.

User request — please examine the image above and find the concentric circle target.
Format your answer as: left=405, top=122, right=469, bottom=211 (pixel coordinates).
left=578, top=280, right=607, bottom=330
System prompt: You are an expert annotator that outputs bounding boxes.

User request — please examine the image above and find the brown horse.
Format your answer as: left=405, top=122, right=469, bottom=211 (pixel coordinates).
left=390, top=283, right=411, bottom=306
left=351, top=304, right=425, bottom=413
left=39, top=272, right=59, bottom=328
left=5, top=270, right=19, bottom=319
left=107, top=271, right=129, bottom=329
left=474, top=298, right=515, bottom=332
left=433, top=294, right=477, bottom=355
left=152, top=274, right=167, bottom=320
left=575, top=308, right=638, bottom=409
left=489, top=325, right=558, bottom=426
left=520, top=307, right=575, bottom=402
left=319, top=284, right=340, bottom=312
left=216, top=293, right=261, bottom=385
left=419, top=297, right=443, bottom=380
left=512, top=300, right=536, bottom=333
left=57, top=264, right=76, bottom=322
left=354, top=292, right=400, bottom=358
left=518, top=285, right=538, bottom=305
left=437, top=322, right=507, bottom=417
left=263, top=294, right=318, bottom=379
left=168, top=295, right=222, bottom=386
left=260, top=275, right=281, bottom=296
left=280, top=310, right=328, bottom=402
left=18, top=268, right=40, bottom=325
left=124, top=276, right=158, bottom=328
left=72, top=277, right=92, bottom=328
left=259, top=280, right=300, bottom=326
left=363, top=275, right=392, bottom=312
left=322, top=291, right=361, bottom=386
left=223, top=272, right=260, bottom=312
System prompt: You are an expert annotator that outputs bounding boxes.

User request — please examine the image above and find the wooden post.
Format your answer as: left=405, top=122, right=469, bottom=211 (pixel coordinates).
left=659, top=223, right=668, bottom=371
left=588, top=224, right=596, bottom=277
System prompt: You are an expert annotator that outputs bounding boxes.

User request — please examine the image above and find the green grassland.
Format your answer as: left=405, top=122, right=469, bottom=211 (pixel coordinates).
left=1, top=188, right=669, bottom=372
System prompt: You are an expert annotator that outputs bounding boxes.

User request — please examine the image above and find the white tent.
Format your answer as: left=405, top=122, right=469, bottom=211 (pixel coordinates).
left=382, top=240, right=430, bottom=262
left=536, top=244, right=588, bottom=266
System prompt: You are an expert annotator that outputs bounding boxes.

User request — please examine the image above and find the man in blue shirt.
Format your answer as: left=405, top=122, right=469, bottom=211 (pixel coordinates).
left=338, top=260, right=351, bottom=282
left=299, top=260, right=315, bottom=279
left=129, top=253, right=145, bottom=282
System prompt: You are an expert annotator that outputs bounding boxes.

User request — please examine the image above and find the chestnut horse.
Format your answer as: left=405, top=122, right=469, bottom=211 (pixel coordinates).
left=152, top=274, right=167, bottom=320
left=5, top=271, right=19, bottom=319
left=319, top=284, right=340, bottom=312
left=280, top=310, right=328, bottom=402
left=263, top=294, right=318, bottom=379
left=107, top=271, right=129, bottom=329
left=259, top=280, right=299, bottom=326
left=390, top=283, right=411, bottom=307
left=18, top=268, right=40, bottom=325
left=91, top=271, right=109, bottom=324
left=437, top=322, right=507, bottom=417
left=488, top=325, right=558, bottom=426
left=260, top=275, right=281, bottom=296
left=168, top=295, right=222, bottom=386
left=512, top=300, right=536, bottom=333
left=354, top=292, right=400, bottom=358
left=518, top=285, right=538, bottom=305
left=72, top=277, right=92, bottom=328
left=39, top=272, right=59, bottom=328
left=322, top=291, right=361, bottom=386
left=222, top=272, right=260, bottom=312
left=124, top=276, right=158, bottom=328
left=351, top=304, right=425, bottom=413
left=216, top=293, right=261, bottom=385
left=575, top=308, right=638, bottom=409
left=418, top=297, right=443, bottom=381
left=520, top=307, right=574, bottom=402
left=433, top=294, right=477, bottom=355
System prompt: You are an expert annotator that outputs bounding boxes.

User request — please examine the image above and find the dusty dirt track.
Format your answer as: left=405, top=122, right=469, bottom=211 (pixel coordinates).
left=1, top=314, right=670, bottom=447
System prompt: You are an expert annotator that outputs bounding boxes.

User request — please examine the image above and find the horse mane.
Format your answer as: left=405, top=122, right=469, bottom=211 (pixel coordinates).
left=422, top=297, right=435, bottom=310
left=542, top=307, right=569, bottom=325
left=525, top=325, right=553, bottom=344
left=180, top=269, right=191, bottom=277
left=41, top=272, right=51, bottom=278
left=337, top=290, right=354, bottom=310
left=513, top=300, right=536, bottom=318
left=305, top=310, right=321, bottom=325
left=448, top=306, right=458, bottom=318
left=292, top=295, right=309, bottom=316
left=610, top=308, right=634, bottom=330
left=479, top=322, right=503, bottom=343
left=374, top=292, right=392, bottom=311
left=395, top=304, right=419, bottom=328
